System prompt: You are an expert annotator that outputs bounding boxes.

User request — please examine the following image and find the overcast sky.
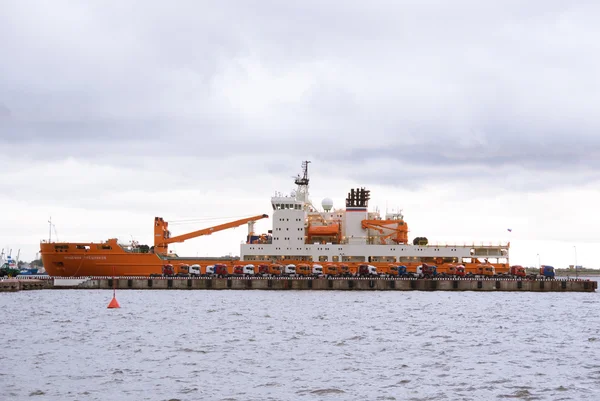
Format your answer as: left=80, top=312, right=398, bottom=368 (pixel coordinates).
left=1, top=1, right=599, bottom=269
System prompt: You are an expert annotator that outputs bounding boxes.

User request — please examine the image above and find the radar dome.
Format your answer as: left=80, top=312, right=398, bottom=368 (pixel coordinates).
left=322, top=197, right=334, bottom=212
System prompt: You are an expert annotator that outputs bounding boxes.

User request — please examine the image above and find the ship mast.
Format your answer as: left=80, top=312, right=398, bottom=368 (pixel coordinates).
left=294, top=160, right=311, bottom=205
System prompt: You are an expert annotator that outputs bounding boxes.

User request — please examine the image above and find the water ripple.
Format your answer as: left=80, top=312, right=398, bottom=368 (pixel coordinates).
left=0, top=288, right=599, bottom=400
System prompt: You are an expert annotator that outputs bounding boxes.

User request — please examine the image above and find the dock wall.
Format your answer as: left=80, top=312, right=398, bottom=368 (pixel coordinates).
left=47, top=276, right=599, bottom=292
left=0, top=279, right=53, bottom=292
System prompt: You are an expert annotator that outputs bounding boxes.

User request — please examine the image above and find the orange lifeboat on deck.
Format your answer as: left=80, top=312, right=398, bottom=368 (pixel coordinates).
left=306, top=223, right=340, bottom=243
left=307, top=224, right=340, bottom=236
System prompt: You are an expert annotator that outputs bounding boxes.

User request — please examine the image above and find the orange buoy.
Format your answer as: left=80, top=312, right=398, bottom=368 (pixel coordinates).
left=107, top=296, right=120, bottom=308
left=107, top=266, right=120, bottom=308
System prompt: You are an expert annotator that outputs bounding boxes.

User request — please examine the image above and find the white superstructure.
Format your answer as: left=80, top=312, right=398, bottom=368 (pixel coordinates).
left=240, top=162, right=509, bottom=266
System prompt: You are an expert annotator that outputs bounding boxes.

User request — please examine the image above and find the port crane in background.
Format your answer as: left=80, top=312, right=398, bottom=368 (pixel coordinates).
left=153, top=214, right=269, bottom=255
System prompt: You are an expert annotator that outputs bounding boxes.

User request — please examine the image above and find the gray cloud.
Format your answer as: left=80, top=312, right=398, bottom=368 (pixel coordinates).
left=1, top=0, right=599, bottom=191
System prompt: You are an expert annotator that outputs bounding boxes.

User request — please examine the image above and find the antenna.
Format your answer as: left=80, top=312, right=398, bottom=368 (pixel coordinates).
left=47, top=218, right=59, bottom=242
left=293, top=160, right=311, bottom=204
left=294, top=160, right=311, bottom=186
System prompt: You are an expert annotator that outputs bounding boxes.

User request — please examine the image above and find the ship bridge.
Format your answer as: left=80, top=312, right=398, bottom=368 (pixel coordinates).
left=271, top=195, right=304, bottom=211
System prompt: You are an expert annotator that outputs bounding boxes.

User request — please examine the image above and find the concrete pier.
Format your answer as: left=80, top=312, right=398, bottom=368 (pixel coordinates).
left=25, top=276, right=598, bottom=292
left=0, top=279, right=53, bottom=292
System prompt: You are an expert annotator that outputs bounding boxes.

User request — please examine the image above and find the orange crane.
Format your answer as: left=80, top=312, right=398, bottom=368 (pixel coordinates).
left=361, top=219, right=409, bottom=244
left=153, top=214, right=269, bottom=255
left=361, top=221, right=386, bottom=244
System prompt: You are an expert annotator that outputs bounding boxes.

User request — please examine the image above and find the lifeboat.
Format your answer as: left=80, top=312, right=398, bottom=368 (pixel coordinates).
left=306, top=223, right=340, bottom=243
left=307, top=224, right=339, bottom=236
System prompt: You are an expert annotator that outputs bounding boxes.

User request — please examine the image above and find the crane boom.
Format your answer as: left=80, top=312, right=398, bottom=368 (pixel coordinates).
left=361, top=219, right=409, bottom=245
left=153, top=214, right=269, bottom=254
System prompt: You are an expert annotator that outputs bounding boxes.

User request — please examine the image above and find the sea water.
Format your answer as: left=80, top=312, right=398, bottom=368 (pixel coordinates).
left=1, top=285, right=599, bottom=400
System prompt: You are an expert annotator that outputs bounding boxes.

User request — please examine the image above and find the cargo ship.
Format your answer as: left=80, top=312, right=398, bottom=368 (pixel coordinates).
left=40, top=161, right=510, bottom=276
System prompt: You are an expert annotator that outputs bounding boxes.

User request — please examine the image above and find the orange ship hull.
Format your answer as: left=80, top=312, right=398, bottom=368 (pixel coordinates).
left=40, top=240, right=509, bottom=276
left=40, top=240, right=238, bottom=276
